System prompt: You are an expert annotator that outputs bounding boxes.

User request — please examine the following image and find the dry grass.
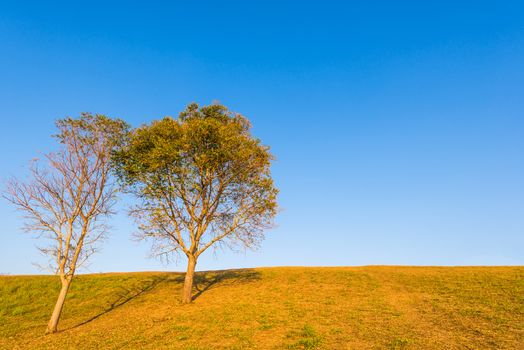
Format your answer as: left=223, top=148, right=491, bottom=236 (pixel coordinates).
left=0, top=266, right=522, bottom=349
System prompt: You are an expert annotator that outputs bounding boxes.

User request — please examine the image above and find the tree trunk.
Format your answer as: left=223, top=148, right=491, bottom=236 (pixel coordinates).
left=45, top=278, right=71, bottom=334
left=181, top=256, right=197, bottom=304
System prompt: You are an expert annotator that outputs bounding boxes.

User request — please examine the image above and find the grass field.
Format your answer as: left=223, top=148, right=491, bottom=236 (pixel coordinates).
left=0, top=266, right=522, bottom=349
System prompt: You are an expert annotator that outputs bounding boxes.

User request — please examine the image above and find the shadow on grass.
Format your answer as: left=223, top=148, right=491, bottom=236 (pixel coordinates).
left=191, top=269, right=261, bottom=301
left=65, top=275, right=169, bottom=331
left=65, top=269, right=259, bottom=331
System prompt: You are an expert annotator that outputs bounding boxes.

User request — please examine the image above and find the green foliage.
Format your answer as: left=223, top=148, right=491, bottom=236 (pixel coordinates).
left=56, top=112, right=129, bottom=151
left=112, top=103, right=278, bottom=258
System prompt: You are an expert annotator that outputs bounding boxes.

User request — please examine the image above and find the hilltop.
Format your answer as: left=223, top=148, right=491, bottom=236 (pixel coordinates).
left=0, top=266, right=522, bottom=349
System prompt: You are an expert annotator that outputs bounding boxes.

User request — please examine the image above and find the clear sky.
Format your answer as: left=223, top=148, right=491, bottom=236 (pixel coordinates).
left=1, top=1, right=523, bottom=274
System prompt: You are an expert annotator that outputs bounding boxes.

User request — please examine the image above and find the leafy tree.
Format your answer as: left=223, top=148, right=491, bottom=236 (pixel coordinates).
left=3, top=114, right=129, bottom=333
left=113, top=103, right=278, bottom=303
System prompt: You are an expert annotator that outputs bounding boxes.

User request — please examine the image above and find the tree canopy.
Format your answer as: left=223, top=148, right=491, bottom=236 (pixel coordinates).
left=113, top=103, right=278, bottom=302
left=4, top=113, right=129, bottom=333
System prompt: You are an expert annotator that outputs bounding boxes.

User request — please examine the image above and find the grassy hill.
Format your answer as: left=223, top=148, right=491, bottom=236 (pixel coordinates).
left=0, top=266, right=522, bottom=349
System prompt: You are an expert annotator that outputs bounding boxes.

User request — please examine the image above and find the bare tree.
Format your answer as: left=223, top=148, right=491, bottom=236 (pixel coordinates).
left=113, top=103, right=278, bottom=303
left=3, top=114, right=128, bottom=334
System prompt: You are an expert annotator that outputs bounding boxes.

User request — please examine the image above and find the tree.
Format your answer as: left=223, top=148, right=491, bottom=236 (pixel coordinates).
left=3, top=114, right=128, bottom=333
left=113, top=103, right=278, bottom=303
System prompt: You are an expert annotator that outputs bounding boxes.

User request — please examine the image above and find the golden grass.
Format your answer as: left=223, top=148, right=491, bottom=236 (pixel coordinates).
left=0, top=266, right=522, bottom=349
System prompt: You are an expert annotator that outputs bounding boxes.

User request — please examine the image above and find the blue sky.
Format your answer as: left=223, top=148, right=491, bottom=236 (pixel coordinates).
left=1, top=1, right=523, bottom=274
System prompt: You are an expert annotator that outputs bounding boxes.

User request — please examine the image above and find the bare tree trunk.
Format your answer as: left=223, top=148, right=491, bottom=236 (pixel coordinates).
left=46, top=278, right=71, bottom=334
left=181, top=256, right=197, bottom=304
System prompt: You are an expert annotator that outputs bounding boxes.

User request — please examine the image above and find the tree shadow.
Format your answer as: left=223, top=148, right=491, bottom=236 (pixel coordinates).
left=191, top=269, right=261, bottom=301
left=63, top=269, right=260, bottom=331
left=65, top=274, right=169, bottom=331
